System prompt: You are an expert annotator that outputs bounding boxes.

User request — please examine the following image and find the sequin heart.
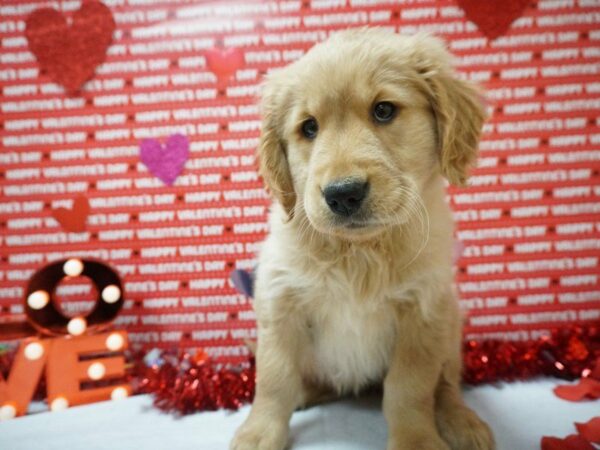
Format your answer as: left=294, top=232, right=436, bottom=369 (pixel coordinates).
left=140, top=134, right=190, bottom=185
left=25, top=0, right=115, bottom=94
left=52, top=195, right=90, bottom=232
left=457, top=0, right=536, bottom=40
left=205, top=47, right=245, bottom=83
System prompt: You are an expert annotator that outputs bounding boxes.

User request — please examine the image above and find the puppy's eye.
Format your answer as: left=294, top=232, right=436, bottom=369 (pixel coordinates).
left=372, top=102, right=396, bottom=123
left=301, top=118, right=319, bottom=139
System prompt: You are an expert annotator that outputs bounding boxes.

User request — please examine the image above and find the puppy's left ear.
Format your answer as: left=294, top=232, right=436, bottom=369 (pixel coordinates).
left=411, top=34, right=487, bottom=186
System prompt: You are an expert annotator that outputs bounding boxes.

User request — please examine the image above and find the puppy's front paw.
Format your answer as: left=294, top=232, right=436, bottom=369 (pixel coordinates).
left=230, top=418, right=289, bottom=450
left=438, top=406, right=495, bottom=450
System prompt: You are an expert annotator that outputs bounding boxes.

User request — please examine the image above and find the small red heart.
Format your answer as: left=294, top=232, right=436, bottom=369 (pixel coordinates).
left=52, top=196, right=90, bottom=232
left=554, top=377, right=600, bottom=402
left=25, top=0, right=115, bottom=94
left=542, top=434, right=595, bottom=450
left=457, top=0, right=536, bottom=40
left=576, top=417, right=600, bottom=444
left=205, top=47, right=245, bottom=82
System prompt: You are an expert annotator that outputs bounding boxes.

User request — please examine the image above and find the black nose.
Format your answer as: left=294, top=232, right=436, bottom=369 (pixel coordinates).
left=323, top=180, right=369, bottom=217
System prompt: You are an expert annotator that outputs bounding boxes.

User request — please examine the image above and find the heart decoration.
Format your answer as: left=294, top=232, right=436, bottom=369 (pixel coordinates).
left=541, top=434, right=595, bottom=450
left=456, top=0, right=536, bottom=40
left=52, top=195, right=90, bottom=232
left=554, top=377, right=600, bottom=402
left=140, top=134, right=190, bottom=185
left=25, top=0, right=115, bottom=94
left=576, top=417, right=600, bottom=444
left=205, top=47, right=245, bottom=85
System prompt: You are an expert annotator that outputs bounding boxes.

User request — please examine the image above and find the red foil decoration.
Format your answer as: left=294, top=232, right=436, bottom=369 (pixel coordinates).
left=25, top=0, right=115, bottom=94
left=457, top=0, right=537, bottom=40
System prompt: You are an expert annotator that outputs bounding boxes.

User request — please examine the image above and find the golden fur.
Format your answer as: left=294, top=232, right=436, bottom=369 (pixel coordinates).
left=231, top=28, right=494, bottom=450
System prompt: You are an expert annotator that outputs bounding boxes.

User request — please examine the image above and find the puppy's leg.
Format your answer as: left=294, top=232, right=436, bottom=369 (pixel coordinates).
left=230, top=327, right=303, bottom=450
left=383, top=308, right=450, bottom=450
left=435, top=358, right=495, bottom=450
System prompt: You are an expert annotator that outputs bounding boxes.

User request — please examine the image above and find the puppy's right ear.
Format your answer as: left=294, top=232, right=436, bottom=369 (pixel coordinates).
left=257, top=75, right=296, bottom=220
left=409, top=34, right=487, bottom=186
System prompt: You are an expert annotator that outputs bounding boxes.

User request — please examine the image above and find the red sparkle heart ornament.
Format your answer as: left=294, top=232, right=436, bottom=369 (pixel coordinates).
left=51, top=195, right=90, bottom=232
left=456, top=0, right=537, bottom=40
left=25, top=0, right=115, bottom=94
left=205, top=47, right=245, bottom=85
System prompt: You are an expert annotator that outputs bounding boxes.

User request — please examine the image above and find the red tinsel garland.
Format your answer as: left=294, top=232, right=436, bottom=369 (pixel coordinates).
left=126, top=325, right=599, bottom=415
left=1, top=325, right=598, bottom=415
left=463, top=325, right=599, bottom=384
left=129, top=351, right=255, bottom=414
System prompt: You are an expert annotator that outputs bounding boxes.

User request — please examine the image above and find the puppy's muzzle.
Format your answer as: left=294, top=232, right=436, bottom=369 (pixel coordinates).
left=322, top=179, right=369, bottom=217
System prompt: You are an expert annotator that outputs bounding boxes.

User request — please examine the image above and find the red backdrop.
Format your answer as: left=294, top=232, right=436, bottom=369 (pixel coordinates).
left=1, top=0, right=599, bottom=365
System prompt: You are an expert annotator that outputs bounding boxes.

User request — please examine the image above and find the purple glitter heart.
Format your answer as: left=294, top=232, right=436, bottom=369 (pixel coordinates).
left=139, top=134, right=189, bottom=185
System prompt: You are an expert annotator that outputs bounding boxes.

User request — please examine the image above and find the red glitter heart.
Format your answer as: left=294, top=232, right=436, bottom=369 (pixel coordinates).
left=52, top=195, right=90, bottom=232
left=25, top=0, right=115, bottom=94
left=457, top=0, right=536, bottom=40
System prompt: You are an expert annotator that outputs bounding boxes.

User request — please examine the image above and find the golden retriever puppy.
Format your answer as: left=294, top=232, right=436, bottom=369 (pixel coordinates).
left=231, top=28, right=494, bottom=450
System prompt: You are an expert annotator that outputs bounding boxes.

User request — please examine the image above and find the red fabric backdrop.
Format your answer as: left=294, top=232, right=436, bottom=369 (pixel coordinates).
left=0, top=0, right=599, bottom=365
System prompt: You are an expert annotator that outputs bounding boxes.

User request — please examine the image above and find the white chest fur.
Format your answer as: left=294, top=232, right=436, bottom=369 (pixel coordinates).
left=303, top=290, right=398, bottom=394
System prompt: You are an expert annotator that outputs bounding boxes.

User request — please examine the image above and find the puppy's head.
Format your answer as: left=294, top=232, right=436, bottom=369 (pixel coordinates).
left=258, top=29, right=486, bottom=240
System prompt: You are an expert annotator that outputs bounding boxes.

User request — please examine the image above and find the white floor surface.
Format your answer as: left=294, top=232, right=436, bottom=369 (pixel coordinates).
left=0, top=379, right=597, bottom=450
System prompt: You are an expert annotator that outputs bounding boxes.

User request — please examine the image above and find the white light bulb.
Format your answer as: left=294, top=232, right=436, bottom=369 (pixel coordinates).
left=63, top=259, right=84, bottom=277
left=101, top=285, right=121, bottom=304
left=111, top=387, right=128, bottom=401
left=24, top=342, right=44, bottom=360
left=50, top=397, right=69, bottom=412
left=0, top=404, right=16, bottom=421
left=27, top=290, right=49, bottom=310
left=87, top=362, right=106, bottom=380
left=67, top=317, right=86, bottom=336
left=105, top=333, right=124, bottom=351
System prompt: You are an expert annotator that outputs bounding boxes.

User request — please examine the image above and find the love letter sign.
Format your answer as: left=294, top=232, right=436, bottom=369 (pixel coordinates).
left=0, top=259, right=129, bottom=420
